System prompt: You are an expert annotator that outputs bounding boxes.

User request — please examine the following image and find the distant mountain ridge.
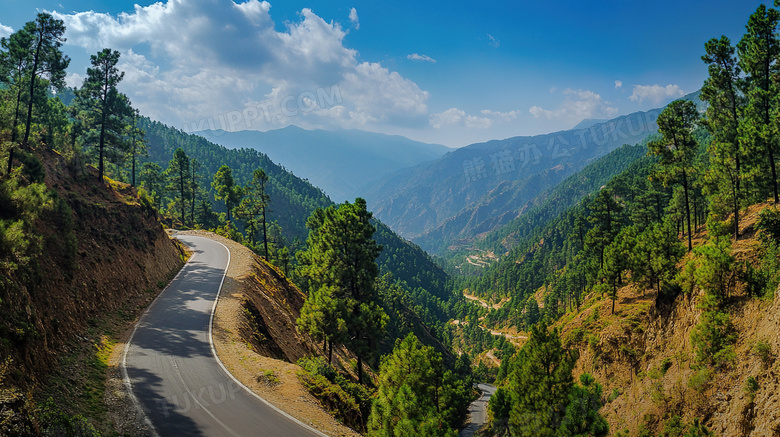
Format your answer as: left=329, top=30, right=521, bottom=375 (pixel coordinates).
left=364, top=92, right=704, bottom=255
left=193, top=126, right=450, bottom=202
left=364, top=107, right=663, bottom=252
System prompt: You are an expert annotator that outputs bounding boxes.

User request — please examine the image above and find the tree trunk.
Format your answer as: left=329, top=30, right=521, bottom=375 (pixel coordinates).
left=262, top=204, right=269, bottom=261
left=180, top=172, right=186, bottom=226
left=357, top=354, right=363, bottom=385
left=682, top=171, right=693, bottom=251
left=328, top=341, right=333, bottom=365
left=22, top=34, right=43, bottom=147
left=770, top=147, right=779, bottom=204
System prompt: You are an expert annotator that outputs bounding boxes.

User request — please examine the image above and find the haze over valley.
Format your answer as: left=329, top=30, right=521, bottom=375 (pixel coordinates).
left=2, top=2, right=780, bottom=437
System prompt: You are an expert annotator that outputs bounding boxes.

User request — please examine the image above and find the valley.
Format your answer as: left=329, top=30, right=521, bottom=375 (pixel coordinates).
left=2, top=3, right=780, bottom=437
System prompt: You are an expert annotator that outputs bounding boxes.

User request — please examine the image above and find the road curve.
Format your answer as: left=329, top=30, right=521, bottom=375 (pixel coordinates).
left=123, top=235, right=325, bottom=437
left=459, top=383, right=496, bottom=437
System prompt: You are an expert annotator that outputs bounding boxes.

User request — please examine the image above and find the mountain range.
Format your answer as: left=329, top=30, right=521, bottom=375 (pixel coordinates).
left=192, top=126, right=450, bottom=202
left=363, top=107, right=664, bottom=254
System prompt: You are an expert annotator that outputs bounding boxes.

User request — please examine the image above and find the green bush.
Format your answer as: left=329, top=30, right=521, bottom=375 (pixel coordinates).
left=688, top=368, right=713, bottom=394
left=755, top=206, right=780, bottom=244
left=297, top=357, right=370, bottom=432
left=745, top=376, right=759, bottom=397
left=753, top=341, right=773, bottom=367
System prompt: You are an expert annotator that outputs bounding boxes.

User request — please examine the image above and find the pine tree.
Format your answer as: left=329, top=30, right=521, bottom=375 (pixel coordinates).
left=648, top=100, right=700, bottom=251
left=211, top=164, right=242, bottom=222
left=738, top=4, right=780, bottom=203
left=20, top=13, right=69, bottom=148
left=76, top=48, right=132, bottom=181
left=166, top=148, right=190, bottom=226
left=236, top=168, right=270, bottom=258
left=701, top=36, right=745, bottom=239
left=0, top=23, right=34, bottom=148
left=297, top=198, right=386, bottom=384
left=509, top=321, right=577, bottom=436
left=367, top=333, right=463, bottom=437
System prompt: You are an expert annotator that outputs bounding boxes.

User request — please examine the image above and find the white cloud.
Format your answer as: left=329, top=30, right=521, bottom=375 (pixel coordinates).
left=349, top=7, right=359, bottom=29
left=407, top=53, right=436, bottom=63
left=529, top=89, right=618, bottom=123
left=64, top=72, right=84, bottom=88
left=487, top=33, right=500, bottom=48
left=430, top=108, right=519, bottom=129
left=50, top=0, right=429, bottom=132
left=0, top=24, right=12, bottom=38
left=629, top=84, right=684, bottom=105
left=614, top=80, right=622, bottom=88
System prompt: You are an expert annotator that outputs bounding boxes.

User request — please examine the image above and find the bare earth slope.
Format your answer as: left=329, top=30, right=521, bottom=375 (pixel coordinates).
left=177, top=230, right=360, bottom=437
left=554, top=203, right=780, bottom=436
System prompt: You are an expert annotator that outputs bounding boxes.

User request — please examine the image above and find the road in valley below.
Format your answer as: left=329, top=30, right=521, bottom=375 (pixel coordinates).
left=459, top=383, right=496, bottom=437
left=123, top=235, right=324, bottom=437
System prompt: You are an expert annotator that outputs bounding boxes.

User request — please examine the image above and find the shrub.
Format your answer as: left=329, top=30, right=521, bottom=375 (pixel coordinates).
left=753, top=341, right=773, bottom=367
left=688, top=368, right=713, bottom=394
left=755, top=206, right=780, bottom=244
left=745, top=376, right=759, bottom=399
left=297, top=357, right=370, bottom=432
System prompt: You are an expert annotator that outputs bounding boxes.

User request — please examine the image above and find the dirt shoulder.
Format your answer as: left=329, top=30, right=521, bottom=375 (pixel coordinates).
left=176, top=230, right=360, bottom=437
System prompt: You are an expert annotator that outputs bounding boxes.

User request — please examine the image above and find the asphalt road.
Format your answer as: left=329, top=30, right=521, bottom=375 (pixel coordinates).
left=123, top=235, right=325, bottom=437
left=459, top=383, right=496, bottom=437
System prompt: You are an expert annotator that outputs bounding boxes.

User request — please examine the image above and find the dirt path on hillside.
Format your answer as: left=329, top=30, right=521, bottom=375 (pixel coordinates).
left=463, top=290, right=510, bottom=310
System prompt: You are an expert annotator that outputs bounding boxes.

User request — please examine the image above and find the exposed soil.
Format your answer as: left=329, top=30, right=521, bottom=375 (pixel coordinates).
left=553, top=202, right=780, bottom=436
left=176, top=230, right=360, bottom=437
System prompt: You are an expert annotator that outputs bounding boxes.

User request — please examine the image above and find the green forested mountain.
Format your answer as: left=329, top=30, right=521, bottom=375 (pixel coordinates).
left=137, top=118, right=457, bottom=354
left=476, top=142, right=654, bottom=256
left=364, top=108, right=662, bottom=252
left=194, top=126, right=450, bottom=202
left=140, top=118, right=331, bottom=242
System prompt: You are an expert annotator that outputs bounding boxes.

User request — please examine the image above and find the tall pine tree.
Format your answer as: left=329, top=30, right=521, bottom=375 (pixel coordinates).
left=648, top=100, right=700, bottom=251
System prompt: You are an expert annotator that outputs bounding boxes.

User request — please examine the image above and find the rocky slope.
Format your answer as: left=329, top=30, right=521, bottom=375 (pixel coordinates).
left=0, top=148, right=185, bottom=434
left=554, top=204, right=780, bottom=436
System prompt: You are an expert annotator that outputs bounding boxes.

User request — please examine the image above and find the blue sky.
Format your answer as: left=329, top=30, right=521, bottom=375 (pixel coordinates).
left=0, top=0, right=770, bottom=146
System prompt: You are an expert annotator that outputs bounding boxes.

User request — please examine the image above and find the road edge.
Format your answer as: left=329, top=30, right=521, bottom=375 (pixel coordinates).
left=119, top=231, right=192, bottom=437
left=206, top=238, right=330, bottom=437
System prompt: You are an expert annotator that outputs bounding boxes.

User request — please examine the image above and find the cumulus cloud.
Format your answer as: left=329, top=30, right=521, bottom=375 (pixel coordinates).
left=629, top=84, right=684, bottom=105
left=487, top=33, right=500, bottom=48
left=0, top=24, right=12, bottom=38
left=430, top=108, right=519, bottom=129
left=64, top=72, right=84, bottom=89
left=407, top=53, right=436, bottom=63
left=529, top=89, right=618, bottom=123
left=614, top=80, right=622, bottom=88
left=349, top=7, right=359, bottom=29
left=50, top=0, right=429, bottom=132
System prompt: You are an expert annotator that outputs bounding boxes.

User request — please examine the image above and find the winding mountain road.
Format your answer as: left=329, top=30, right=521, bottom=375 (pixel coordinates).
left=122, top=235, right=325, bottom=437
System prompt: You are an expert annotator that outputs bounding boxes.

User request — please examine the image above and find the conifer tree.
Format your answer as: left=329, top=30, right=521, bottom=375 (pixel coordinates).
left=738, top=4, right=780, bottom=203
left=236, top=168, right=270, bottom=258
left=77, top=48, right=132, bottom=180
left=367, top=333, right=464, bottom=437
left=648, top=100, right=700, bottom=251
left=509, top=321, right=577, bottom=436
left=0, top=23, right=34, bottom=148
left=211, top=164, right=242, bottom=222
left=20, top=13, right=69, bottom=148
left=166, top=148, right=190, bottom=226
left=701, top=36, right=745, bottom=239
left=297, top=198, right=386, bottom=384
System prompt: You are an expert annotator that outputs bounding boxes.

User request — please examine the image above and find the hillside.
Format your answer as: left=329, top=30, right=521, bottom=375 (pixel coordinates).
left=141, top=118, right=332, bottom=243
left=364, top=108, right=662, bottom=249
left=140, top=118, right=455, bottom=346
left=422, top=142, right=652, bottom=257
left=552, top=203, right=780, bottom=436
left=0, top=148, right=184, bottom=435
left=193, top=126, right=450, bottom=202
